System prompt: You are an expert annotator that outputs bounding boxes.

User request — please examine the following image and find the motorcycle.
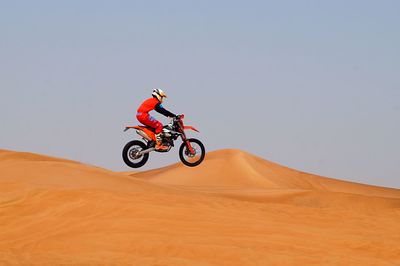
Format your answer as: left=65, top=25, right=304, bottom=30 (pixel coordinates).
left=122, top=114, right=205, bottom=168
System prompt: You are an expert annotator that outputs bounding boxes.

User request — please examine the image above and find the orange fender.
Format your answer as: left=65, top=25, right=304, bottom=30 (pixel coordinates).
left=184, top=126, right=199, bottom=132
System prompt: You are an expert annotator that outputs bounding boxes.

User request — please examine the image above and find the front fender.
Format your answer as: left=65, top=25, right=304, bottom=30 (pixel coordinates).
left=184, top=126, right=199, bottom=132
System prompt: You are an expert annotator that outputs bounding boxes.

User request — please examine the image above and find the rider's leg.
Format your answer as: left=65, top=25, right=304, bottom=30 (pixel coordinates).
left=137, top=114, right=168, bottom=151
left=152, top=118, right=168, bottom=151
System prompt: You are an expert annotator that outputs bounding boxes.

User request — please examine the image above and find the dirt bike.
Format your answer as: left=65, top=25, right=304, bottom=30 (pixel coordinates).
left=122, top=114, right=205, bottom=168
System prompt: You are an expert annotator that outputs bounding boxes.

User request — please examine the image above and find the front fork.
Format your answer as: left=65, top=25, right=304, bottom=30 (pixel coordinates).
left=179, top=122, right=195, bottom=155
left=186, top=139, right=196, bottom=155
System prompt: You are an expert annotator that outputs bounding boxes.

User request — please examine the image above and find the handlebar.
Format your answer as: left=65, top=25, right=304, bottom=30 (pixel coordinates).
left=174, top=114, right=184, bottom=120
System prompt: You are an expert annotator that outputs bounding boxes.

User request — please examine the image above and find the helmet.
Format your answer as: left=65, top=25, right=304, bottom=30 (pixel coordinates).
left=152, top=88, right=167, bottom=102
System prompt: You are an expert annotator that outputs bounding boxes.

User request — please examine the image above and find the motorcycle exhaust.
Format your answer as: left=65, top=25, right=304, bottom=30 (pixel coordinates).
left=136, top=130, right=152, bottom=141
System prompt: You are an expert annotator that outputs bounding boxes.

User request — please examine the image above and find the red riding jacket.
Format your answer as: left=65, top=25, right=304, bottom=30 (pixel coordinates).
left=137, top=97, right=176, bottom=118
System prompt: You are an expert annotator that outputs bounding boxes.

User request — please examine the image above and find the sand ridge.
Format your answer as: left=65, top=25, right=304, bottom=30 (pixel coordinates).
left=1, top=149, right=400, bottom=265
left=131, top=149, right=400, bottom=210
left=132, top=149, right=399, bottom=194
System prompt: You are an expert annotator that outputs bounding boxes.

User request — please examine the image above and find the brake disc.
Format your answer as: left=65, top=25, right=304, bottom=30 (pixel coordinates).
left=129, top=148, right=142, bottom=160
left=185, top=148, right=197, bottom=157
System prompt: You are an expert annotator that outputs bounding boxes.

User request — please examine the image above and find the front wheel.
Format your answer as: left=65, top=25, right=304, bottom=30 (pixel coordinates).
left=122, top=140, right=149, bottom=168
left=179, top=138, right=206, bottom=167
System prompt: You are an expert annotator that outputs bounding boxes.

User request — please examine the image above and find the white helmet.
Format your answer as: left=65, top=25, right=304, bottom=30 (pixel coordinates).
left=152, top=88, right=167, bottom=102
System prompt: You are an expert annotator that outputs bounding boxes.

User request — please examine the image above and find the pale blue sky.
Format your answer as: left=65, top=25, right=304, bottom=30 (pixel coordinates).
left=1, top=1, right=399, bottom=188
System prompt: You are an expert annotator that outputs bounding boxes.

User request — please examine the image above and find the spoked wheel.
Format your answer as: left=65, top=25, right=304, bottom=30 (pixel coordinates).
left=122, top=140, right=149, bottom=168
left=179, top=138, right=205, bottom=167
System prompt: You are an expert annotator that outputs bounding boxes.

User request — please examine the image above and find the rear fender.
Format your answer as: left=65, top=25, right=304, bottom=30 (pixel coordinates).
left=124, top=126, right=136, bottom=132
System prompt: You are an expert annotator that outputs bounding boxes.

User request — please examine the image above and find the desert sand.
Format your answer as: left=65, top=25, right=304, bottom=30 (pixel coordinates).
left=1, top=148, right=399, bottom=265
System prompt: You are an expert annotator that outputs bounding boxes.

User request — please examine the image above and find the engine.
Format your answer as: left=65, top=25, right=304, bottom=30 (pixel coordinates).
left=162, top=127, right=179, bottom=147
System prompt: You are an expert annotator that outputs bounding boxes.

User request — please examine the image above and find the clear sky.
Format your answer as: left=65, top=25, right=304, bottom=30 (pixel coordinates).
left=1, top=1, right=399, bottom=188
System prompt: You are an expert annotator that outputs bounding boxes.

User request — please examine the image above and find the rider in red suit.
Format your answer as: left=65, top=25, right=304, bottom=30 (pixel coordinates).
left=137, top=89, right=176, bottom=151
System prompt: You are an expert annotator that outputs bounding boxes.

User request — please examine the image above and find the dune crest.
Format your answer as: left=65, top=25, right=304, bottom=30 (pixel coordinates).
left=132, top=149, right=400, bottom=198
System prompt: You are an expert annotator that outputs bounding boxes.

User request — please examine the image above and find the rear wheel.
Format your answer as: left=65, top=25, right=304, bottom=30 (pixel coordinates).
left=179, top=138, right=205, bottom=167
left=122, top=140, right=149, bottom=168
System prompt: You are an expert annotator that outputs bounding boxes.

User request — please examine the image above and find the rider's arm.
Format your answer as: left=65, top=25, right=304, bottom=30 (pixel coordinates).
left=155, top=103, right=176, bottom=118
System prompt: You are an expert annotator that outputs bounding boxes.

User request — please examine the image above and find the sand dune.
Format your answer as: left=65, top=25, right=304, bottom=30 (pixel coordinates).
left=1, top=149, right=400, bottom=265
left=131, top=149, right=400, bottom=211
left=132, top=149, right=400, bottom=195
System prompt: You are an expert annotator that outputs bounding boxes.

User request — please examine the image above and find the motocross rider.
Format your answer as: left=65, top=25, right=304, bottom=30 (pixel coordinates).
left=136, top=89, right=177, bottom=151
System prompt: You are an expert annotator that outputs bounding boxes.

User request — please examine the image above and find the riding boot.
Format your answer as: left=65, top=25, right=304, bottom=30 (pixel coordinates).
left=155, top=133, right=169, bottom=151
